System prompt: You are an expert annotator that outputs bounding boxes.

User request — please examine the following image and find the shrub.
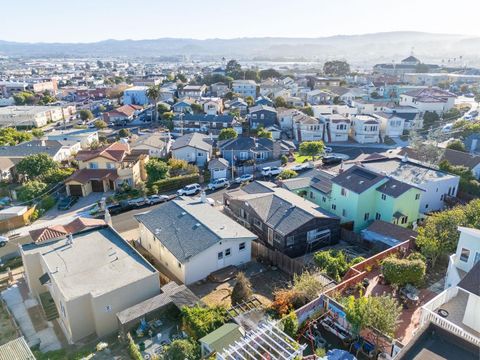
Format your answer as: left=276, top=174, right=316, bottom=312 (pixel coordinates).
left=313, top=249, right=349, bottom=282
left=272, top=288, right=304, bottom=316
left=280, top=155, right=288, bottom=165
left=277, top=169, right=297, bottom=180
left=150, top=174, right=200, bottom=193
left=127, top=333, right=142, bottom=360
left=231, top=272, right=252, bottom=305
left=181, top=305, right=229, bottom=340
left=164, top=339, right=200, bottom=360
left=40, top=195, right=56, bottom=211
left=17, top=180, right=48, bottom=202
left=382, top=256, right=426, bottom=286
left=281, top=311, right=299, bottom=338
left=292, top=271, right=323, bottom=302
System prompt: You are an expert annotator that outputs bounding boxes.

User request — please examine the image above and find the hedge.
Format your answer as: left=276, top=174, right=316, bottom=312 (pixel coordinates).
left=382, top=256, right=426, bottom=286
left=150, top=174, right=200, bottom=193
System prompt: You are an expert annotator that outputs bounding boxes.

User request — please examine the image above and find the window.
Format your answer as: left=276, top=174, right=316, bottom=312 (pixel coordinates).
left=225, top=248, right=231, bottom=257
left=415, top=193, right=420, bottom=200
left=240, top=208, right=247, bottom=219
left=106, top=162, right=115, bottom=169
left=375, top=213, right=381, bottom=220
left=440, top=194, right=444, bottom=201
left=105, top=305, right=112, bottom=312
left=274, top=233, right=282, bottom=243
left=239, top=242, right=246, bottom=251
left=89, top=162, right=98, bottom=169
left=322, top=196, right=326, bottom=203
left=217, top=251, right=224, bottom=260
left=341, top=188, right=347, bottom=196
left=460, top=248, right=470, bottom=262
left=425, top=204, right=429, bottom=209
left=286, top=236, right=294, bottom=246
left=253, top=218, right=262, bottom=229
left=309, top=192, right=315, bottom=199
left=307, top=229, right=331, bottom=243
left=331, top=204, right=336, bottom=210
left=198, top=152, right=203, bottom=157
left=401, top=216, right=408, bottom=225
left=364, top=213, right=370, bottom=221
left=381, top=194, right=387, bottom=200
left=342, top=209, right=347, bottom=217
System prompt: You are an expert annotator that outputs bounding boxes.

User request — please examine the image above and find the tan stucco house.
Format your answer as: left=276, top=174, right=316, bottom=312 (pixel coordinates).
left=22, top=221, right=160, bottom=344
left=65, top=142, right=149, bottom=197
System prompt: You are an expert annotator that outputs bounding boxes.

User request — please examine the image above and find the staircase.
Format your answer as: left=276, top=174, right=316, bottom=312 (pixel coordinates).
left=39, top=292, right=59, bottom=321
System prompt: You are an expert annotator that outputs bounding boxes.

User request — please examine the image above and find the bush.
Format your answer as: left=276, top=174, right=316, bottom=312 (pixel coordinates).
left=40, top=195, right=56, bottom=211
left=181, top=305, right=229, bottom=340
left=168, top=158, right=199, bottom=177
left=231, top=272, right=252, bottom=305
left=271, top=288, right=304, bottom=316
left=280, top=155, right=288, bottom=165
left=281, top=311, right=299, bottom=338
left=277, top=169, right=297, bottom=180
left=165, top=339, right=200, bottom=360
left=150, top=174, right=200, bottom=193
left=382, top=256, right=426, bottom=286
left=292, top=271, right=323, bottom=302
left=17, top=180, right=48, bottom=202
left=313, top=249, right=349, bottom=282
left=127, top=333, right=143, bottom=360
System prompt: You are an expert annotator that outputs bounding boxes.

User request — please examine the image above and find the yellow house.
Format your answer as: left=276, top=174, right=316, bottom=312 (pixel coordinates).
left=65, top=142, right=148, bottom=197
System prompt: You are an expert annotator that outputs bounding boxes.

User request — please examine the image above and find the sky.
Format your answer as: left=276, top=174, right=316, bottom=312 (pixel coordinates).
left=2, top=0, right=480, bottom=43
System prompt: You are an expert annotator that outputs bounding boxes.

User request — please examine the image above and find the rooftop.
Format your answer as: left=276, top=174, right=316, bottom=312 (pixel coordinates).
left=22, top=226, right=157, bottom=300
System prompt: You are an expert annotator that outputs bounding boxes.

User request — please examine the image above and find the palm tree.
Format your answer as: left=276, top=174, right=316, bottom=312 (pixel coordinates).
left=146, top=85, right=160, bottom=122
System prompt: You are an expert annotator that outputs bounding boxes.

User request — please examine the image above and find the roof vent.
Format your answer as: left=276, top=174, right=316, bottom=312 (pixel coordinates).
left=181, top=211, right=187, bottom=216
left=155, top=228, right=161, bottom=234
left=391, top=184, right=397, bottom=188
left=194, top=223, right=201, bottom=229
left=359, top=180, right=364, bottom=184
left=346, top=175, right=351, bottom=179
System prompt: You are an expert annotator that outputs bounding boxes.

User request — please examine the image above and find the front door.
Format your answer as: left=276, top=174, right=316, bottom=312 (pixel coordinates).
left=217, top=251, right=224, bottom=269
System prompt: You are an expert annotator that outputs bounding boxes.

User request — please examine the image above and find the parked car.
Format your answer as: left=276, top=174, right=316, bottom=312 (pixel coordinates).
left=57, top=196, right=79, bottom=210
left=261, top=166, right=283, bottom=176
left=0, top=236, right=9, bottom=247
left=147, top=195, right=170, bottom=205
left=128, top=197, right=148, bottom=208
left=291, top=162, right=314, bottom=172
left=207, top=178, right=230, bottom=191
left=322, top=156, right=343, bottom=165
left=235, top=174, right=254, bottom=184
left=106, top=200, right=133, bottom=215
left=177, top=183, right=202, bottom=196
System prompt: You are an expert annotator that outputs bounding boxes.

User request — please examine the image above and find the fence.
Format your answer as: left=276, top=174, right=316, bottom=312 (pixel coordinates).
left=0, top=206, right=36, bottom=234
left=251, top=241, right=303, bottom=276
left=236, top=160, right=282, bottom=176
left=340, top=228, right=363, bottom=245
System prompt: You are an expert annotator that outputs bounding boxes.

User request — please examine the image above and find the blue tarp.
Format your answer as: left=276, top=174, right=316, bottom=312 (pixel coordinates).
left=321, top=349, right=357, bottom=360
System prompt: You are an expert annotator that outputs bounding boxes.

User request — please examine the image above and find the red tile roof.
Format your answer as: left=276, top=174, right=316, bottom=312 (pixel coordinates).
left=29, top=217, right=106, bottom=243
left=66, top=169, right=118, bottom=184
left=75, top=142, right=129, bottom=162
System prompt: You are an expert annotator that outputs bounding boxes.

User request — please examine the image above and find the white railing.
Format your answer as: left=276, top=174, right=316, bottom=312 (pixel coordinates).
left=420, top=308, right=480, bottom=346
left=422, top=286, right=458, bottom=312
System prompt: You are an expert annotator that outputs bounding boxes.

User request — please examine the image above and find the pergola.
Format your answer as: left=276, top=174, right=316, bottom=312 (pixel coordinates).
left=218, top=322, right=306, bottom=360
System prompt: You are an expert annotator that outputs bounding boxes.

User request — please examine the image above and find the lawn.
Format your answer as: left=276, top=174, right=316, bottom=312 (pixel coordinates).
left=293, top=152, right=315, bottom=163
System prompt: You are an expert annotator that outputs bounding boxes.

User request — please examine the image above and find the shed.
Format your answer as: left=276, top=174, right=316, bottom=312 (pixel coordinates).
left=0, top=206, right=28, bottom=220
left=199, top=323, right=245, bottom=357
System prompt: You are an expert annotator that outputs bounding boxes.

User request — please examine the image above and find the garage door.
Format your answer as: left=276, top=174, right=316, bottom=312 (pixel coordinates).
left=91, top=180, right=104, bottom=192
left=69, top=185, right=83, bottom=197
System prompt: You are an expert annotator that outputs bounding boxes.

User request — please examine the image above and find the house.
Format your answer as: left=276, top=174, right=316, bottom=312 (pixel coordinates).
left=293, top=112, right=324, bottom=142
left=351, top=115, right=380, bottom=144
left=399, top=87, right=456, bottom=114
left=254, top=96, right=274, bottom=107
left=223, top=181, right=340, bottom=257
left=211, top=82, right=229, bottom=97
left=277, top=108, right=299, bottom=131
left=171, top=133, right=212, bottom=166
left=21, top=223, right=160, bottom=344
left=360, top=153, right=460, bottom=212
left=172, top=98, right=196, bottom=114
left=178, top=85, right=207, bottom=98
left=172, top=114, right=235, bottom=134
left=135, top=196, right=257, bottom=285
left=248, top=105, right=277, bottom=129
left=315, top=165, right=423, bottom=232
left=373, top=112, right=405, bottom=138
left=420, top=262, right=480, bottom=348
left=0, top=106, right=64, bottom=128
left=103, top=104, right=143, bottom=125
left=308, top=76, right=342, bottom=88
left=200, top=323, right=245, bottom=357
left=219, top=137, right=292, bottom=164
left=306, top=89, right=333, bottom=105
left=130, top=132, right=172, bottom=158
left=65, top=142, right=149, bottom=197
left=373, top=55, right=440, bottom=77
left=320, top=114, right=351, bottom=143
left=202, top=98, right=223, bottom=115
left=225, top=98, right=248, bottom=116
left=208, top=158, right=230, bottom=180
left=265, top=125, right=282, bottom=140
left=232, top=80, right=257, bottom=98
left=464, top=133, right=480, bottom=154
left=445, top=227, right=480, bottom=289
left=122, top=86, right=149, bottom=106
left=47, top=128, right=99, bottom=149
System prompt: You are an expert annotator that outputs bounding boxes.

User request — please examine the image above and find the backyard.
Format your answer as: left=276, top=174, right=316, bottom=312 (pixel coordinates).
left=0, top=300, right=18, bottom=346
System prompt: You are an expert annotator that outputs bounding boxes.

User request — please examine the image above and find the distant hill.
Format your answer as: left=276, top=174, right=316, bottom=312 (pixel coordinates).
left=1, top=32, right=479, bottom=65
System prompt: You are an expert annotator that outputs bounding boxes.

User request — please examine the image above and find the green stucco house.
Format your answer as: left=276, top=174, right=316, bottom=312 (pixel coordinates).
left=282, top=165, right=423, bottom=232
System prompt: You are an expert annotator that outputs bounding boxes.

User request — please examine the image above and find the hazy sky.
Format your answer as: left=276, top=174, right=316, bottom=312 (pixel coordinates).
left=3, top=0, right=480, bottom=42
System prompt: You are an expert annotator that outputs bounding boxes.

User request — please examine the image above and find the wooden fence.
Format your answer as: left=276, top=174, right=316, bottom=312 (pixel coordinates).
left=0, top=206, right=36, bottom=234
left=251, top=241, right=303, bottom=276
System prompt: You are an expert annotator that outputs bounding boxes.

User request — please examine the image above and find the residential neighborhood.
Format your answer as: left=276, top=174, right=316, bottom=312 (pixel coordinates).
left=0, top=3, right=479, bottom=359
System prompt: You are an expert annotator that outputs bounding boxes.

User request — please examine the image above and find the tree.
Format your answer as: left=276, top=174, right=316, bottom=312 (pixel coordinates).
left=256, top=128, right=272, bottom=139
left=191, top=103, right=203, bottom=114
left=146, top=85, right=161, bottom=121
left=382, top=256, right=426, bottom=286
left=181, top=305, right=229, bottom=339
left=226, top=59, right=242, bottom=78
left=118, top=128, right=131, bottom=138
left=94, top=120, right=107, bottom=129
left=218, top=128, right=238, bottom=141
left=409, top=130, right=444, bottom=164
left=13, top=91, right=35, bottom=105
left=300, top=106, right=314, bottom=116
left=422, top=111, right=440, bottom=128
left=299, top=141, right=325, bottom=161
left=281, top=311, right=299, bottom=339
left=446, top=139, right=466, bottom=152
left=292, top=271, right=324, bottom=301
left=157, top=103, right=170, bottom=114
left=370, top=91, right=381, bottom=99
left=344, top=295, right=369, bottom=336
left=245, top=96, right=255, bottom=107
left=16, top=153, right=58, bottom=181
left=277, top=169, right=297, bottom=180
left=145, top=158, right=169, bottom=183
left=165, top=340, right=200, bottom=360
left=274, top=96, right=287, bottom=108
left=31, top=129, right=44, bottom=139
left=43, top=168, right=75, bottom=185
left=259, top=68, right=281, bottom=80
left=17, top=180, right=47, bottom=202
left=231, top=272, right=252, bottom=305
left=443, top=108, right=461, bottom=121
left=0, top=128, right=32, bottom=146
left=313, top=249, right=349, bottom=281
left=323, top=60, right=350, bottom=76
left=79, top=109, right=94, bottom=121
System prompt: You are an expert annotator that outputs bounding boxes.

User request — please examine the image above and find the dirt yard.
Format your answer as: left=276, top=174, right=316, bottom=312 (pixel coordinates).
left=0, top=301, right=19, bottom=346
left=188, top=261, right=290, bottom=308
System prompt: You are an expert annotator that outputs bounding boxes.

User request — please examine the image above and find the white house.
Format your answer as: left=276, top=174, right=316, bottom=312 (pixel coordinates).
left=373, top=112, right=405, bottom=138
left=47, top=129, right=99, bottom=149
left=232, top=80, right=257, bottom=98
left=445, top=227, right=480, bottom=289
left=135, top=197, right=257, bottom=285
left=131, top=132, right=172, bottom=158
left=320, top=114, right=351, bottom=143
left=277, top=108, right=298, bottom=131
left=171, top=133, right=212, bottom=167
left=208, top=158, right=230, bottom=180
left=351, top=115, right=380, bottom=144
left=399, top=88, right=456, bottom=114
left=293, top=113, right=324, bottom=142
left=123, top=86, right=149, bottom=106
left=202, top=98, right=223, bottom=115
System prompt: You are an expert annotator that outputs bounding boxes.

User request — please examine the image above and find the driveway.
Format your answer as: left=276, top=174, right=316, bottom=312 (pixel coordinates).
left=41, top=192, right=112, bottom=221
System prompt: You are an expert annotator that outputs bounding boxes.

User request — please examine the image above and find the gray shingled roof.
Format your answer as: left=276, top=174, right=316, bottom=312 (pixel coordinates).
left=332, top=165, right=386, bottom=194
left=0, top=140, right=64, bottom=158
left=376, top=178, right=420, bottom=198
left=458, top=261, right=480, bottom=296
left=171, top=133, right=212, bottom=152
